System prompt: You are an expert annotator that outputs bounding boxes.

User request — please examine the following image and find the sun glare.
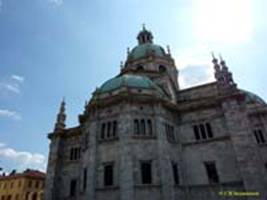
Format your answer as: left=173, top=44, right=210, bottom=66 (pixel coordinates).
left=193, top=0, right=253, bottom=43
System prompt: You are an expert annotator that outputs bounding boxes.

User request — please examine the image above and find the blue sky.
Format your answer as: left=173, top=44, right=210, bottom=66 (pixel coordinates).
left=0, top=0, right=266, bottom=172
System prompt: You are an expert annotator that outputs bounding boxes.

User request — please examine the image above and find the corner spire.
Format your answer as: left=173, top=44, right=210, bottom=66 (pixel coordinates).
left=212, top=53, right=236, bottom=90
left=219, top=54, right=227, bottom=70
left=54, top=98, right=66, bottom=132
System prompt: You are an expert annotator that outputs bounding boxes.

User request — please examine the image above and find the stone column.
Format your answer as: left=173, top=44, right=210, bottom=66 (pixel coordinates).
left=44, top=134, right=62, bottom=200
left=118, top=110, right=134, bottom=200
left=84, top=121, right=98, bottom=200
left=222, top=100, right=267, bottom=200
left=154, top=105, right=175, bottom=200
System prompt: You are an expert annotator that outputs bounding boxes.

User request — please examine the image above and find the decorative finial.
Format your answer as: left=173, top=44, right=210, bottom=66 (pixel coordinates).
left=211, top=52, right=218, bottom=63
left=219, top=54, right=226, bottom=67
left=127, top=47, right=130, bottom=56
left=120, top=61, right=124, bottom=69
left=211, top=52, right=215, bottom=59
left=137, top=24, right=153, bottom=44
left=142, top=23, right=146, bottom=31
left=167, top=45, right=171, bottom=55
left=84, top=100, right=88, bottom=108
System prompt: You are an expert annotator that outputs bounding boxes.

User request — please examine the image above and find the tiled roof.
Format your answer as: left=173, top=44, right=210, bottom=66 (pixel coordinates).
left=0, top=169, right=45, bottom=180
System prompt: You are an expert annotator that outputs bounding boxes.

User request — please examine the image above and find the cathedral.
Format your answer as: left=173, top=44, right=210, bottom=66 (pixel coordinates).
left=44, top=27, right=267, bottom=200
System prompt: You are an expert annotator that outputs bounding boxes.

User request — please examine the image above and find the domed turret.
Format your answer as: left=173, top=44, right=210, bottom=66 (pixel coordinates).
left=126, top=26, right=167, bottom=62
left=241, top=90, right=266, bottom=105
left=92, top=74, right=167, bottom=99
left=137, top=24, right=154, bottom=45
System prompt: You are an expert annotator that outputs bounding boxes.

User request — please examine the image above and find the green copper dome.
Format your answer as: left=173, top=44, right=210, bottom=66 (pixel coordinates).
left=242, top=90, right=266, bottom=105
left=128, top=43, right=166, bottom=60
left=95, top=74, right=165, bottom=95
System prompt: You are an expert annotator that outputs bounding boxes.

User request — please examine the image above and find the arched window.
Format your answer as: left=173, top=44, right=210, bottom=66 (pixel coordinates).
left=134, top=119, right=140, bottom=135
left=32, top=192, right=37, bottom=200
left=200, top=124, right=206, bottom=139
left=101, top=123, right=106, bottom=139
left=140, top=119, right=146, bottom=135
left=137, top=65, right=144, bottom=71
left=147, top=119, right=153, bottom=136
left=26, top=192, right=30, bottom=200
left=159, top=65, right=166, bottom=73
left=107, top=122, right=111, bottom=138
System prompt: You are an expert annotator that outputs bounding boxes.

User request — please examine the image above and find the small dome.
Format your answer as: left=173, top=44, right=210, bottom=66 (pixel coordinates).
left=128, top=43, right=166, bottom=61
left=241, top=90, right=266, bottom=105
left=95, top=74, right=165, bottom=96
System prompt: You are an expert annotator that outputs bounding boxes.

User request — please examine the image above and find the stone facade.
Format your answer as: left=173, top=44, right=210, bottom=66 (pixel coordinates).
left=44, top=27, right=267, bottom=200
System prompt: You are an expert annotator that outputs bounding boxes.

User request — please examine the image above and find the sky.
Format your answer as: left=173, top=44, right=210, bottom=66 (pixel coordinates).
left=0, top=0, right=267, bottom=173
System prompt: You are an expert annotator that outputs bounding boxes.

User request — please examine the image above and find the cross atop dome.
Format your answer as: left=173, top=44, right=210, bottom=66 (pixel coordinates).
left=137, top=24, right=154, bottom=45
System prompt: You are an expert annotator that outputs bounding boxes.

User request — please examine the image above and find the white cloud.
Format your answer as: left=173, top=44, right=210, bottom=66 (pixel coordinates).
left=179, top=64, right=214, bottom=88
left=0, top=75, right=24, bottom=95
left=1, top=83, right=20, bottom=94
left=49, top=0, right=64, bottom=5
left=175, top=45, right=215, bottom=88
left=0, top=144, right=47, bottom=172
left=12, top=75, right=24, bottom=83
left=193, top=0, right=253, bottom=43
left=0, top=109, right=21, bottom=120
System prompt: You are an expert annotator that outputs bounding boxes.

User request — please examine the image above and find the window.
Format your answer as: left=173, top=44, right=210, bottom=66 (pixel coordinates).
left=204, top=162, right=219, bottom=184
left=15, top=194, right=19, bottom=200
left=10, top=182, right=13, bottom=189
left=28, top=180, right=32, bottom=188
left=83, top=168, right=87, bottom=190
left=172, top=163, right=180, bottom=185
left=104, top=164, right=114, bottom=186
left=265, top=163, right=267, bottom=172
left=193, top=123, right=213, bottom=141
left=166, top=123, right=175, bottom=142
left=254, top=129, right=266, bottom=144
left=140, top=119, right=146, bottom=135
left=32, top=193, right=37, bottom=200
left=159, top=65, right=166, bottom=73
left=133, top=119, right=153, bottom=137
left=193, top=125, right=200, bottom=140
left=101, top=123, right=106, bottom=139
left=141, top=161, right=152, bottom=184
left=107, top=122, right=111, bottom=138
left=206, top=123, right=213, bottom=138
left=18, top=180, right=21, bottom=188
left=100, top=121, right=118, bottom=140
left=137, top=65, right=144, bottom=71
left=35, top=181, right=39, bottom=188
left=134, top=119, right=140, bottom=135
left=70, top=179, right=77, bottom=197
left=147, top=120, right=152, bottom=136
left=26, top=192, right=30, bottom=200
left=7, top=196, right=11, bottom=200
left=70, top=147, right=81, bottom=161
left=200, top=124, right=206, bottom=139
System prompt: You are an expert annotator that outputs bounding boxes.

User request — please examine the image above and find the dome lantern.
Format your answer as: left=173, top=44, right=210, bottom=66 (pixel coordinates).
left=137, top=24, right=154, bottom=45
